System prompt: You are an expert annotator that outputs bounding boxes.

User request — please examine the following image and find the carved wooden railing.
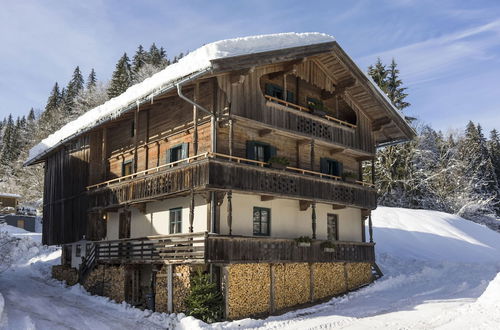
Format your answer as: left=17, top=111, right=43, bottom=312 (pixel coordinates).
left=87, top=153, right=376, bottom=209
left=206, top=235, right=375, bottom=264
left=89, top=232, right=374, bottom=264
left=265, top=94, right=357, bottom=129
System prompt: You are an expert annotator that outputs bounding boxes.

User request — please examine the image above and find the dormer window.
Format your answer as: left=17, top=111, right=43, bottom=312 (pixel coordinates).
left=265, top=83, right=295, bottom=103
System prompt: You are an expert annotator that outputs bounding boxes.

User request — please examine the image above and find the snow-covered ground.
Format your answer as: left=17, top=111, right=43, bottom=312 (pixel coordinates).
left=1, top=207, right=500, bottom=329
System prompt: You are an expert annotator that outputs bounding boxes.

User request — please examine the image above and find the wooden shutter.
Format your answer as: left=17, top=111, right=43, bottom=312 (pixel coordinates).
left=246, top=141, right=256, bottom=160
left=320, top=158, right=329, bottom=174
left=181, top=143, right=189, bottom=159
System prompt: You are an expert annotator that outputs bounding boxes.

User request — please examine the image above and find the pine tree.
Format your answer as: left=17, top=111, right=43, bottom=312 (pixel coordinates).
left=132, top=45, right=148, bottom=75
left=386, top=59, right=410, bottom=110
left=64, top=66, right=85, bottom=114
left=367, top=58, right=388, bottom=93
left=86, top=68, right=97, bottom=91
left=107, top=53, right=132, bottom=98
left=488, top=129, right=500, bottom=185
left=0, top=115, right=16, bottom=165
left=44, top=82, right=62, bottom=113
left=185, top=271, right=223, bottom=323
left=147, top=43, right=168, bottom=68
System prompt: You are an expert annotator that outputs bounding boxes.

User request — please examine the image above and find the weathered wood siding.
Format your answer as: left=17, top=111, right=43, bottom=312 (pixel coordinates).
left=42, top=136, right=90, bottom=245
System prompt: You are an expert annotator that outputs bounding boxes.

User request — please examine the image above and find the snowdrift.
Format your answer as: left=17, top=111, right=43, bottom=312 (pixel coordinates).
left=371, top=207, right=500, bottom=263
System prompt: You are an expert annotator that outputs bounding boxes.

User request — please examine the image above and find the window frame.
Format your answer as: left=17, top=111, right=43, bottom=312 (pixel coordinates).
left=169, top=207, right=183, bottom=234
left=265, top=83, right=295, bottom=103
left=167, top=143, right=189, bottom=164
left=327, top=213, right=339, bottom=241
left=253, top=207, right=271, bottom=236
left=122, top=159, right=134, bottom=176
left=320, top=157, right=343, bottom=177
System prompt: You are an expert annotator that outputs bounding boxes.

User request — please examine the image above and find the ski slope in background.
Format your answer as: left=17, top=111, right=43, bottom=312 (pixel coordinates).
left=1, top=207, right=499, bottom=329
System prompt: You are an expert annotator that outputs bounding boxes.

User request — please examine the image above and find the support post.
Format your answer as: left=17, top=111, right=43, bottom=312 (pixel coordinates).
left=167, top=264, right=173, bottom=313
left=369, top=214, right=374, bottom=243
left=311, top=202, right=317, bottom=239
left=133, top=108, right=139, bottom=172
left=310, top=140, right=315, bottom=171
left=189, top=189, right=195, bottom=233
left=227, top=190, right=233, bottom=235
left=210, top=191, right=217, bottom=233
left=101, top=127, right=107, bottom=181
left=296, top=141, right=301, bottom=169
left=193, top=82, right=199, bottom=155
left=229, top=119, right=234, bottom=156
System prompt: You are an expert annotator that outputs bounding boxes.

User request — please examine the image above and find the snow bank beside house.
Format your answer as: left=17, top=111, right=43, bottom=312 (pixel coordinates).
left=26, top=32, right=335, bottom=164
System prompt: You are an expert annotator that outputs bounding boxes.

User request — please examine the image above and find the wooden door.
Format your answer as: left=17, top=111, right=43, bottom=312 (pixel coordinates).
left=17, top=219, right=25, bottom=229
left=119, top=211, right=131, bottom=239
left=327, top=214, right=338, bottom=241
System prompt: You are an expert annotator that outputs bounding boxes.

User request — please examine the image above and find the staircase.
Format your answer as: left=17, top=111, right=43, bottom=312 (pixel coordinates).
left=372, top=262, right=383, bottom=280
left=79, top=243, right=97, bottom=283
left=0, top=214, right=6, bottom=225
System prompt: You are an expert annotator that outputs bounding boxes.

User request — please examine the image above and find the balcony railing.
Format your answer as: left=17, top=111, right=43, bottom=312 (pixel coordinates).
left=86, top=232, right=375, bottom=265
left=264, top=94, right=357, bottom=129
left=87, top=153, right=376, bottom=209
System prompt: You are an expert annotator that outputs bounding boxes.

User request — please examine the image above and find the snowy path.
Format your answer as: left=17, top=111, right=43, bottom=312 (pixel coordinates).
left=1, top=208, right=500, bottom=330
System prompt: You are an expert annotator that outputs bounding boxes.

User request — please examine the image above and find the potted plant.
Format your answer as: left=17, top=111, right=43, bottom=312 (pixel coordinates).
left=268, top=156, right=289, bottom=170
left=343, top=171, right=358, bottom=183
left=307, top=98, right=327, bottom=117
left=320, top=241, right=336, bottom=253
left=294, top=236, right=312, bottom=247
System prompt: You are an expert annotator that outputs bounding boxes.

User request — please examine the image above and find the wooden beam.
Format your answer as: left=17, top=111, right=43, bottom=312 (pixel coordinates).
left=299, top=200, right=311, bottom=211
left=329, top=147, right=345, bottom=155
left=101, top=127, right=107, bottom=181
left=310, top=140, right=315, bottom=171
left=229, top=119, right=234, bottom=156
left=189, top=189, right=195, bottom=233
left=311, top=202, right=317, bottom=239
left=133, top=202, right=147, bottom=214
left=258, top=129, right=273, bottom=137
left=260, top=195, right=274, bottom=202
left=372, top=118, right=392, bottom=132
left=227, top=190, right=232, bottom=235
left=193, top=82, right=199, bottom=155
left=332, top=204, right=346, bottom=210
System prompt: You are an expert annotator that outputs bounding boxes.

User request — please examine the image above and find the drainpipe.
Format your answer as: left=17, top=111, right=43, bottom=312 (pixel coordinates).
left=176, top=73, right=218, bottom=233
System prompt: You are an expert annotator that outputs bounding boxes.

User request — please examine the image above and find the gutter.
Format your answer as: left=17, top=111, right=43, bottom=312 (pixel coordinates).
left=175, top=72, right=218, bottom=234
left=24, top=68, right=213, bottom=167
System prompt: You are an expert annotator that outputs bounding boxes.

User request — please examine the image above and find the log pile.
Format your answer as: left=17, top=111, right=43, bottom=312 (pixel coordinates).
left=155, top=266, right=168, bottom=313
left=273, top=263, right=310, bottom=310
left=83, top=265, right=127, bottom=303
left=52, top=265, right=78, bottom=286
left=313, top=262, right=346, bottom=300
left=226, top=263, right=270, bottom=320
left=173, top=265, right=193, bottom=313
left=346, top=262, right=372, bottom=290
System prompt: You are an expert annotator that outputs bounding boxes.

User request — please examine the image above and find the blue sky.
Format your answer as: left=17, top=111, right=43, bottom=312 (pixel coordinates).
left=1, top=0, right=499, bottom=134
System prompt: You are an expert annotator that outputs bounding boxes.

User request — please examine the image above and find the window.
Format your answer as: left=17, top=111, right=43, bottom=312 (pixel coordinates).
left=167, top=143, right=189, bottom=163
left=265, top=83, right=295, bottom=103
left=327, top=214, right=339, bottom=241
left=307, top=97, right=324, bottom=112
left=122, top=160, right=134, bottom=176
left=119, top=211, right=131, bottom=239
left=320, top=158, right=343, bottom=177
left=253, top=207, right=270, bottom=236
left=246, top=141, right=276, bottom=163
left=169, top=208, right=182, bottom=234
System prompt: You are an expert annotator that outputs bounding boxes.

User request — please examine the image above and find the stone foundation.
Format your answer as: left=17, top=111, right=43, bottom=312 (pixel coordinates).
left=52, top=265, right=78, bottom=286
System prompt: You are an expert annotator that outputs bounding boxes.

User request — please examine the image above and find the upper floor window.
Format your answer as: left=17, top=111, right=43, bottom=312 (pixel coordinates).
left=169, top=207, right=182, bottom=234
left=246, top=141, right=276, bottom=163
left=122, top=159, right=134, bottom=176
left=265, top=83, right=295, bottom=103
left=253, top=207, right=270, bottom=236
left=320, top=158, right=343, bottom=177
left=167, top=143, right=189, bottom=163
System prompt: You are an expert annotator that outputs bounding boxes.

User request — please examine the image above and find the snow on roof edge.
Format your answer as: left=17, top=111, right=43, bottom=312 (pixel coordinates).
left=25, top=32, right=335, bottom=165
left=0, top=192, right=21, bottom=198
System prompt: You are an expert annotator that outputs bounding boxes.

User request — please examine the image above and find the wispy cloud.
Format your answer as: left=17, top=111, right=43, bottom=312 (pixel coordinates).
left=359, top=19, right=500, bottom=85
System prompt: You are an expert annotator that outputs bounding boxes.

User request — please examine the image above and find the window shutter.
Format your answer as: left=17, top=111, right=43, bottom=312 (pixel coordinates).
left=246, top=141, right=256, bottom=160
left=181, top=143, right=189, bottom=159
left=268, top=146, right=277, bottom=160
left=320, top=158, right=328, bottom=174
left=335, top=161, right=344, bottom=177
left=166, top=148, right=171, bottom=163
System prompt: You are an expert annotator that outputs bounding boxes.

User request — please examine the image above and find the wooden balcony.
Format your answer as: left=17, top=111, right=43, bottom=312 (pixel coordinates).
left=87, top=153, right=377, bottom=210
left=90, top=232, right=375, bottom=265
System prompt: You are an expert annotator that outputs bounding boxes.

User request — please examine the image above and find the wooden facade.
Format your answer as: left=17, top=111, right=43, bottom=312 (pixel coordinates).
left=36, top=41, right=413, bottom=249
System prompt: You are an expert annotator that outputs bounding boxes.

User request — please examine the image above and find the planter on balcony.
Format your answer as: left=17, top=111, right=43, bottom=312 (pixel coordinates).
left=323, top=247, right=336, bottom=253
left=297, top=242, right=311, bottom=247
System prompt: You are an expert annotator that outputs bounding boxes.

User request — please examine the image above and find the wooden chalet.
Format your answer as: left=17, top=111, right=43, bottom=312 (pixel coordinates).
left=26, top=33, right=415, bottom=319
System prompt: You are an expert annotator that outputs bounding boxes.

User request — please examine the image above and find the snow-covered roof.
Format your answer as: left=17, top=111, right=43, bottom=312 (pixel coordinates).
left=25, top=32, right=335, bottom=165
left=0, top=193, right=21, bottom=198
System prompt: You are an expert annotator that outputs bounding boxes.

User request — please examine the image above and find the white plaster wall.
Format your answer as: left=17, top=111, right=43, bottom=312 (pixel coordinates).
left=219, top=193, right=362, bottom=242
left=105, top=195, right=208, bottom=240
